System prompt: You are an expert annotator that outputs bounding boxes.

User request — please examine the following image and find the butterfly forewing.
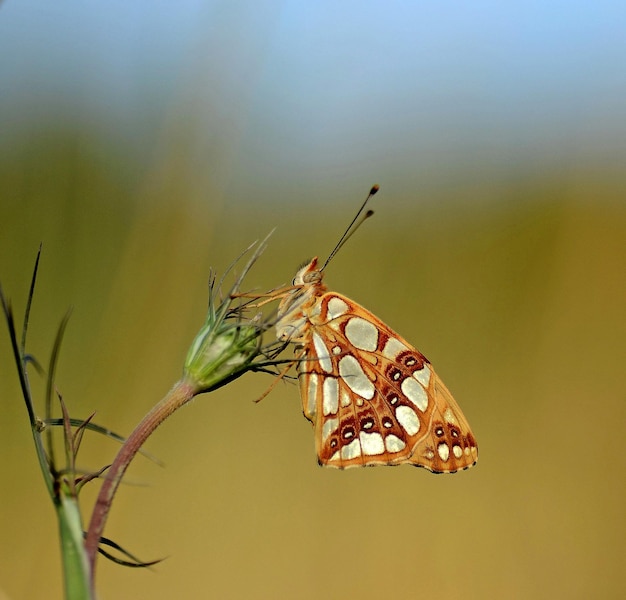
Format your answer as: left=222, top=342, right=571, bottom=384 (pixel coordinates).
left=277, top=257, right=478, bottom=472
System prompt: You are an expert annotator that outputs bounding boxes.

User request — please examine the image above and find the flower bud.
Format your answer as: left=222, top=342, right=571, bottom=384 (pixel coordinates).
left=184, top=319, right=261, bottom=394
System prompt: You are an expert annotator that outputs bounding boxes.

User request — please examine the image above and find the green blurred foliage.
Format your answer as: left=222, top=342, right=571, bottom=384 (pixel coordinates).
left=1, top=119, right=625, bottom=600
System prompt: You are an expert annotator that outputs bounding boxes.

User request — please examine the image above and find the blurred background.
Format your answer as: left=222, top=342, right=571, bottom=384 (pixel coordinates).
left=1, top=1, right=625, bottom=598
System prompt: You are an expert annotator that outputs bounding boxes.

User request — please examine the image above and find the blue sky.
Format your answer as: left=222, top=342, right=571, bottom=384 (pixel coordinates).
left=1, top=0, right=625, bottom=200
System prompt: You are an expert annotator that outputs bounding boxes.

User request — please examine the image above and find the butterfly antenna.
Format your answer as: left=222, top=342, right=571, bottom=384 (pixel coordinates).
left=320, top=184, right=379, bottom=272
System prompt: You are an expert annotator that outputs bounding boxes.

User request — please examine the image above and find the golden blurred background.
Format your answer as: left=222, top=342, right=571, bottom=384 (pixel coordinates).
left=1, top=2, right=625, bottom=599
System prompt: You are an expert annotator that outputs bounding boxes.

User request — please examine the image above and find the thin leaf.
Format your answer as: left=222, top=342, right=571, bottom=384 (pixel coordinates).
left=44, top=418, right=164, bottom=466
left=23, top=353, right=45, bottom=376
left=1, top=293, right=36, bottom=425
left=95, top=535, right=164, bottom=568
left=57, top=391, right=75, bottom=494
left=1, top=281, right=54, bottom=497
left=72, top=411, right=96, bottom=459
left=216, top=231, right=274, bottom=325
left=44, top=309, right=72, bottom=472
left=21, top=244, right=42, bottom=353
left=75, top=464, right=111, bottom=493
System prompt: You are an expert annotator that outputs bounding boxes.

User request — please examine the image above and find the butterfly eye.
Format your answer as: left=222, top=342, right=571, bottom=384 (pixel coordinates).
left=303, top=271, right=322, bottom=284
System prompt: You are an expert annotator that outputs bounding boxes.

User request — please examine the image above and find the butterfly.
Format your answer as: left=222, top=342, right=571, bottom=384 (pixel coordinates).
left=270, top=188, right=477, bottom=472
left=273, top=256, right=478, bottom=472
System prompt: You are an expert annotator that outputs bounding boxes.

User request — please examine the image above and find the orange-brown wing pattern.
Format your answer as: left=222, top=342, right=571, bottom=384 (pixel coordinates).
left=297, top=292, right=478, bottom=472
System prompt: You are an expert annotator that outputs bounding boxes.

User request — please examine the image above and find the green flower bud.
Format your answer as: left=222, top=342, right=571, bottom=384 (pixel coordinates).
left=184, top=319, right=261, bottom=394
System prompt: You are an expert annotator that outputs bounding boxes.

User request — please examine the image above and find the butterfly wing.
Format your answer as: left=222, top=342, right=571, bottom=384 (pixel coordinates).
left=298, top=292, right=478, bottom=472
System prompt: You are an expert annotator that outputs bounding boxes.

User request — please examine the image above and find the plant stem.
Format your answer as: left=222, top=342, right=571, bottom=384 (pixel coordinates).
left=58, top=493, right=91, bottom=599
left=84, top=377, right=198, bottom=590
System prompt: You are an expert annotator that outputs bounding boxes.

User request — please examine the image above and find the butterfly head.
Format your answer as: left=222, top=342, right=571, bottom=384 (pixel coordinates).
left=292, top=257, right=324, bottom=286
left=276, top=257, right=326, bottom=342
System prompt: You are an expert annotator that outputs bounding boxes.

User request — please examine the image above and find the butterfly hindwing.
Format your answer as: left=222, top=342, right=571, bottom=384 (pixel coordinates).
left=297, top=291, right=478, bottom=472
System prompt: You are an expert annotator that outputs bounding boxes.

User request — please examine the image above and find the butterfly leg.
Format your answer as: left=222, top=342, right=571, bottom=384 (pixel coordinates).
left=253, top=357, right=299, bottom=403
left=231, top=285, right=295, bottom=308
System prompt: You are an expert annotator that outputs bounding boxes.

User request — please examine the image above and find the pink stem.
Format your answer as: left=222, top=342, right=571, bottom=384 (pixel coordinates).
left=84, top=377, right=198, bottom=591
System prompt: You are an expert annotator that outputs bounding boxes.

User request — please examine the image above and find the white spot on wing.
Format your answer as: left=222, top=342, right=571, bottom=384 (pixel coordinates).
left=382, top=337, right=409, bottom=360
left=312, top=331, right=332, bottom=373
left=322, top=418, right=338, bottom=442
left=395, top=405, right=420, bottom=436
left=444, top=408, right=457, bottom=425
left=340, top=388, right=351, bottom=408
left=385, top=434, right=406, bottom=453
left=322, top=377, right=339, bottom=416
left=438, top=443, right=450, bottom=461
left=306, top=374, right=318, bottom=418
left=359, top=431, right=385, bottom=455
left=344, top=317, right=379, bottom=351
left=401, top=377, right=428, bottom=412
left=414, top=364, right=431, bottom=388
left=453, top=444, right=463, bottom=458
left=341, top=438, right=361, bottom=460
left=327, top=296, right=349, bottom=319
left=338, top=355, right=375, bottom=399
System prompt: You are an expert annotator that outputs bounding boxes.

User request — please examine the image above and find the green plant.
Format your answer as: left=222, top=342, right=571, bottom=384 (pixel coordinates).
left=1, top=239, right=283, bottom=599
